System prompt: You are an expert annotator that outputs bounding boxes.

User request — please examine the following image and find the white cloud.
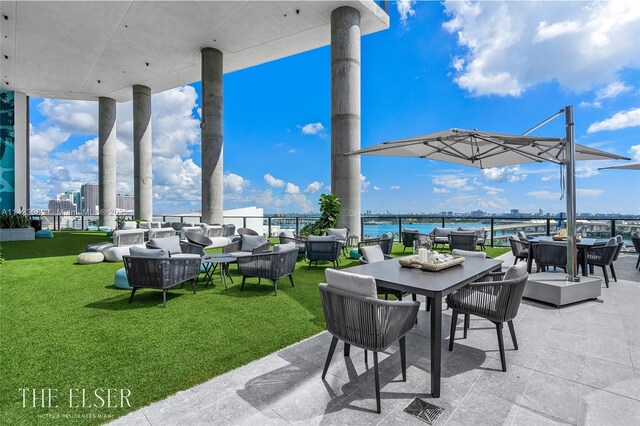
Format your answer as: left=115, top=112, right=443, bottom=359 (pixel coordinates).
left=587, top=108, right=640, bottom=133
left=630, top=145, right=640, bottom=162
left=223, top=173, right=249, bottom=193
left=300, top=122, right=325, bottom=135
left=304, top=181, right=323, bottom=193
left=373, top=186, right=381, bottom=191
left=575, top=164, right=600, bottom=178
left=541, top=175, right=557, bottom=182
left=481, top=165, right=527, bottom=183
left=534, top=19, right=582, bottom=43
left=397, top=0, right=417, bottom=26
left=438, top=194, right=510, bottom=212
left=390, top=185, right=401, bottom=190
left=264, top=173, right=285, bottom=188
left=361, top=174, right=371, bottom=191
left=443, top=1, right=640, bottom=96
left=288, top=148, right=296, bottom=154
left=432, top=175, right=468, bottom=188
left=526, top=190, right=561, bottom=200
left=285, top=183, right=300, bottom=194
left=595, top=81, right=632, bottom=100
left=481, top=185, right=504, bottom=196
left=577, top=188, right=604, bottom=197
left=249, top=189, right=314, bottom=213
left=37, top=99, right=97, bottom=134
left=579, top=100, right=601, bottom=109
left=433, top=187, right=450, bottom=194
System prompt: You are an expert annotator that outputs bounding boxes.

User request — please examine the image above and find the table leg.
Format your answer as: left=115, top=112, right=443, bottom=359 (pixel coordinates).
left=220, top=264, right=228, bottom=290
left=580, top=248, right=588, bottom=277
left=430, top=293, right=442, bottom=398
left=526, top=250, right=533, bottom=274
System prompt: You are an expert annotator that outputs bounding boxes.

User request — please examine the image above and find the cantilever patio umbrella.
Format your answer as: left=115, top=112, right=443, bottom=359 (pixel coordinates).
left=348, top=106, right=629, bottom=281
left=599, top=163, right=640, bottom=171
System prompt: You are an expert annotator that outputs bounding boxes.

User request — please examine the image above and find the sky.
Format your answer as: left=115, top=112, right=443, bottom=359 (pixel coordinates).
left=28, top=1, right=640, bottom=215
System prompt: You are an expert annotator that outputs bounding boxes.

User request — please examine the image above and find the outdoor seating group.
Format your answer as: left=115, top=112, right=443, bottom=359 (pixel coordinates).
left=401, top=227, right=487, bottom=253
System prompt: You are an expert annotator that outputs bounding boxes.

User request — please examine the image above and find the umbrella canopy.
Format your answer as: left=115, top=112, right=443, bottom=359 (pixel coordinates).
left=599, top=162, right=640, bottom=171
left=348, top=128, right=628, bottom=167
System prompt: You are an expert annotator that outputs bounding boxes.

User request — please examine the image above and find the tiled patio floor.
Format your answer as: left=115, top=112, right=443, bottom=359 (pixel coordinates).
left=111, top=253, right=640, bottom=425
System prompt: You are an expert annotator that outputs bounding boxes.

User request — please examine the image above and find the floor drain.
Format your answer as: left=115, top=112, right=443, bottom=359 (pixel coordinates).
left=403, top=398, right=444, bottom=424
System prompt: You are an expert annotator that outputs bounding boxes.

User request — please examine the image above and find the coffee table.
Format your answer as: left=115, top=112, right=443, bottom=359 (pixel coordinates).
left=202, top=254, right=235, bottom=289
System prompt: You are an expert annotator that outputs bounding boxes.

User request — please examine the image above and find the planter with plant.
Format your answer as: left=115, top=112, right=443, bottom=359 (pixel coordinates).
left=299, top=194, right=341, bottom=237
left=0, top=211, right=35, bottom=241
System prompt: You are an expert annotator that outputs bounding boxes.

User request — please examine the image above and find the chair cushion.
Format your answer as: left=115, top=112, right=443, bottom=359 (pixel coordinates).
left=605, top=237, right=617, bottom=246
left=114, top=267, right=132, bottom=290
left=327, top=228, right=348, bottom=240
left=449, top=289, right=497, bottom=313
left=129, top=247, right=169, bottom=258
left=451, top=249, right=486, bottom=258
left=308, top=235, right=336, bottom=242
left=279, top=230, right=295, bottom=238
left=616, top=235, right=623, bottom=243
left=360, top=245, right=385, bottom=263
left=102, top=246, right=137, bottom=262
left=381, top=232, right=394, bottom=240
left=170, top=253, right=201, bottom=260
left=148, top=236, right=182, bottom=254
left=242, top=235, right=268, bottom=251
left=504, top=262, right=528, bottom=280
left=86, top=242, right=113, bottom=252
left=517, top=230, right=527, bottom=241
left=274, top=242, right=296, bottom=253
left=120, top=221, right=137, bottom=230
left=77, top=251, right=104, bottom=264
left=325, top=269, right=377, bottom=299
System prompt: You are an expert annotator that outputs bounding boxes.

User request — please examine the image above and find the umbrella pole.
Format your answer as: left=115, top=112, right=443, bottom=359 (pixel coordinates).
left=565, top=105, right=579, bottom=282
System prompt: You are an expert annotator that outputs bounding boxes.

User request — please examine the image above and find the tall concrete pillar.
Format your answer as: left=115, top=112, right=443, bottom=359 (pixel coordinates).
left=331, top=6, right=361, bottom=238
left=133, top=85, right=153, bottom=221
left=98, top=97, right=117, bottom=229
left=201, top=47, right=224, bottom=224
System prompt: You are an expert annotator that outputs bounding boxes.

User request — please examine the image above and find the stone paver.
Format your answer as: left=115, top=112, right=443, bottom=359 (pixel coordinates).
left=110, top=254, right=640, bottom=425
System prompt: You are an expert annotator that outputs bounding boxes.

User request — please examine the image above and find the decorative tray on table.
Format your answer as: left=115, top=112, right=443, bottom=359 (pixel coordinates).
left=399, top=255, right=465, bottom=272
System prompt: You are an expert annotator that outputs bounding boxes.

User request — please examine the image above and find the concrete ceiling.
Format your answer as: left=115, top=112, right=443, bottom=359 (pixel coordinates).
left=0, top=1, right=389, bottom=102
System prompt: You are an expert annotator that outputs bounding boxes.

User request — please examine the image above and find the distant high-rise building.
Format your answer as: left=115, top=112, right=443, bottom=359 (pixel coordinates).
left=510, top=209, right=520, bottom=215
left=538, top=208, right=543, bottom=215
left=116, top=194, right=134, bottom=212
left=73, top=192, right=83, bottom=213
left=48, top=199, right=76, bottom=214
left=81, top=183, right=99, bottom=215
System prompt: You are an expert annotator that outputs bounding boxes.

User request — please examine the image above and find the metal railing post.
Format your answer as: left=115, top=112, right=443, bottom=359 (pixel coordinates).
left=268, top=217, right=272, bottom=238
left=398, top=217, right=402, bottom=239
left=295, top=217, right=300, bottom=235
left=442, top=217, right=445, bottom=228
left=490, top=218, right=494, bottom=247
left=360, top=217, right=364, bottom=241
left=243, top=217, right=247, bottom=228
left=611, top=219, right=616, bottom=238
left=546, top=219, right=551, bottom=236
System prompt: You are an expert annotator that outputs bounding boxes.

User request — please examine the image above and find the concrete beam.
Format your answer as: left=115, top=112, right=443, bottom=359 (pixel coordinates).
left=331, top=6, right=361, bottom=238
left=201, top=48, right=224, bottom=224
left=98, top=97, right=117, bottom=228
left=133, top=85, right=153, bottom=221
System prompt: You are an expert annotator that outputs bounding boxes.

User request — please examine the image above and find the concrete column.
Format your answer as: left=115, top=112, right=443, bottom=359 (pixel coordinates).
left=98, top=97, right=117, bottom=229
left=13, top=92, right=29, bottom=211
left=201, top=47, right=224, bottom=224
left=331, top=7, right=361, bottom=238
left=133, top=85, right=153, bottom=221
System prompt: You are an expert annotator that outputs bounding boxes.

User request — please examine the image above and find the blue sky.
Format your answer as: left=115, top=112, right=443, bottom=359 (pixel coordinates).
left=29, top=1, right=640, bottom=215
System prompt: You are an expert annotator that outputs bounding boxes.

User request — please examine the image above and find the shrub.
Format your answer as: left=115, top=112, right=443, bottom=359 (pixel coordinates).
left=0, top=211, right=31, bottom=229
left=299, top=194, right=341, bottom=236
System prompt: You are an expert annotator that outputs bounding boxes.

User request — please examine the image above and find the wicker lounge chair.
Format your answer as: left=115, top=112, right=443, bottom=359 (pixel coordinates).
left=237, top=244, right=298, bottom=295
left=401, top=229, right=419, bottom=253
left=448, top=231, right=478, bottom=252
left=447, top=263, right=529, bottom=371
left=306, top=235, right=343, bottom=269
left=279, top=230, right=307, bottom=257
left=123, top=248, right=201, bottom=308
left=319, top=269, right=420, bottom=413
left=358, top=232, right=394, bottom=256
left=327, top=228, right=349, bottom=256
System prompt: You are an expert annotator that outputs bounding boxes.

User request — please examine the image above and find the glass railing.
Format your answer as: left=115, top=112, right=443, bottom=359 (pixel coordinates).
left=31, top=213, right=639, bottom=251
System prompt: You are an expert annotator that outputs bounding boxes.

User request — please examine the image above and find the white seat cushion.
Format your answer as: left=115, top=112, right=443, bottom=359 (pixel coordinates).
left=360, top=245, right=385, bottom=263
left=325, top=269, right=377, bottom=299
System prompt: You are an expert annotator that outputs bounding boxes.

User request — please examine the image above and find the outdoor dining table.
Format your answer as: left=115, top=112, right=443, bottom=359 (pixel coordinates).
left=526, top=236, right=607, bottom=277
left=341, top=256, right=502, bottom=398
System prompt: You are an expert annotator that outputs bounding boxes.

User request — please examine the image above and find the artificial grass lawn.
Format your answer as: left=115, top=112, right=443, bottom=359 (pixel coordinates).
left=0, top=232, right=508, bottom=424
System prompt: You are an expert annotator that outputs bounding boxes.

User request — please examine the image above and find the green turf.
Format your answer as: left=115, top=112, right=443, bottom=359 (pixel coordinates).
left=0, top=232, right=508, bottom=424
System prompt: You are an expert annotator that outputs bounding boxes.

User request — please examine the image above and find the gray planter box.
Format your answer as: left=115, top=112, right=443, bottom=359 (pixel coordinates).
left=0, top=227, right=35, bottom=241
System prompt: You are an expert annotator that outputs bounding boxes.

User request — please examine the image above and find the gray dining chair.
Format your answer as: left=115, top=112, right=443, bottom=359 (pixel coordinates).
left=532, top=241, right=567, bottom=272
left=447, top=262, right=529, bottom=372
left=609, top=235, right=624, bottom=282
left=583, top=237, right=619, bottom=287
left=319, top=269, right=419, bottom=413
left=633, top=233, right=640, bottom=270
left=509, top=236, right=529, bottom=264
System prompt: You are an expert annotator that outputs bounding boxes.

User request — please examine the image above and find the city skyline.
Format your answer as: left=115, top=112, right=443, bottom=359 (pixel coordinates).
left=27, top=1, right=640, bottom=215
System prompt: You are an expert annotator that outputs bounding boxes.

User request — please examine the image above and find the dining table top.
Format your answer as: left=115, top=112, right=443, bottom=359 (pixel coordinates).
left=341, top=256, right=503, bottom=296
left=528, top=236, right=607, bottom=247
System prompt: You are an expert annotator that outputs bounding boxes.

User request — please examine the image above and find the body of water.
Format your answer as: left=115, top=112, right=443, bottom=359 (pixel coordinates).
left=363, top=222, right=487, bottom=239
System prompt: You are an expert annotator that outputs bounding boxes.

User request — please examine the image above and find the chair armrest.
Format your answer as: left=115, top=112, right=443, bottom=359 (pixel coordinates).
left=223, top=239, right=241, bottom=254
left=180, top=241, right=204, bottom=256
left=252, top=240, right=271, bottom=254
left=358, top=238, right=382, bottom=249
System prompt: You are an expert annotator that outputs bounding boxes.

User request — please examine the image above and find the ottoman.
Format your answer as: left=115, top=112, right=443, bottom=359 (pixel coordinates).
left=114, top=267, right=132, bottom=290
left=102, top=246, right=132, bottom=262
left=349, top=248, right=361, bottom=260
left=87, top=225, right=99, bottom=231
left=98, top=226, right=112, bottom=232
left=35, top=229, right=54, bottom=238
left=77, top=252, right=104, bottom=264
